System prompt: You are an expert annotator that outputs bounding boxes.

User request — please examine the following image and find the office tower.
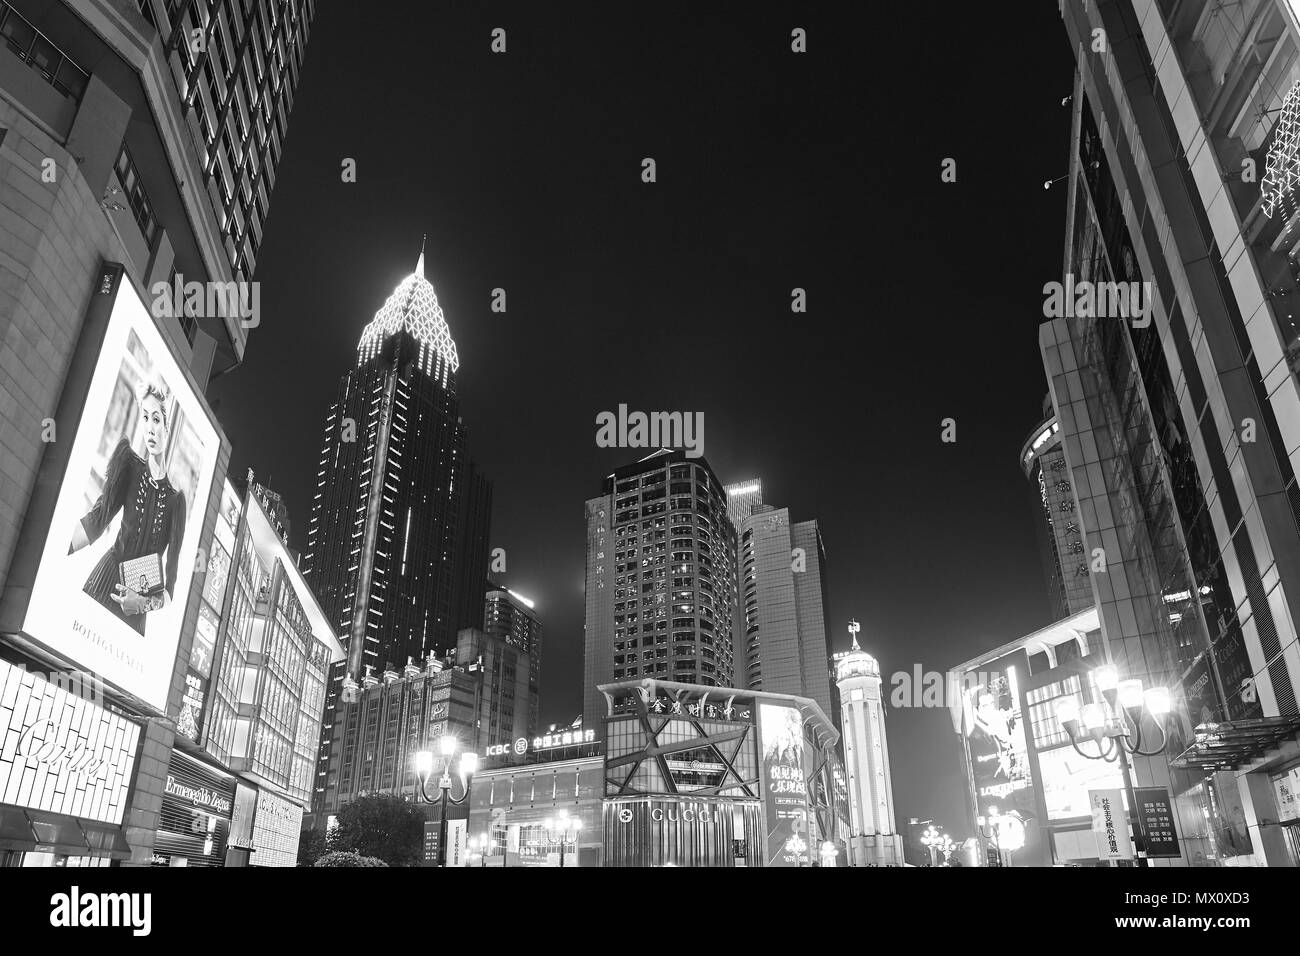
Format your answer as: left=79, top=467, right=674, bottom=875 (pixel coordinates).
left=0, top=1, right=312, bottom=865
left=320, top=653, right=484, bottom=815
left=484, top=587, right=543, bottom=736
left=727, top=480, right=836, bottom=722
left=1044, top=0, right=1300, bottom=866
left=724, top=478, right=763, bottom=527
left=304, top=249, right=492, bottom=813
left=583, top=450, right=739, bottom=731
left=1019, top=401, right=1092, bottom=619
left=456, top=625, right=534, bottom=745
left=834, top=626, right=904, bottom=867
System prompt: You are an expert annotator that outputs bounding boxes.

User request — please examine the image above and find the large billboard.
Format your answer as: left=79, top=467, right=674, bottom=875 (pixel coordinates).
left=20, top=265, right=219, bottom=712
left=963, top=666, right=1034, bottom=818
left=758, top=702, right=811, bottom=867
left=1035, top=745, right=1125, bottom=820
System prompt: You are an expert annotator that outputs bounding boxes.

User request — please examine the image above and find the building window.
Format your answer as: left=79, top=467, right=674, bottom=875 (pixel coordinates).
left=0, top=3, right=88, bottom=101
left=114, top=145, right=158, bottom=247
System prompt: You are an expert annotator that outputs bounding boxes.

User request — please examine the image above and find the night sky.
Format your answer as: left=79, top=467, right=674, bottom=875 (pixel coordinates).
left=209, top=4, right=1075, bottom=839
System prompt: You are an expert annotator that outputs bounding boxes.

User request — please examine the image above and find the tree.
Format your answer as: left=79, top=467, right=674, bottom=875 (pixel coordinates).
left=327, top=793, right=425, bottom=867
left=315, top=850, right=388, bottom=867
left=297, top=826, right=328, bottom=867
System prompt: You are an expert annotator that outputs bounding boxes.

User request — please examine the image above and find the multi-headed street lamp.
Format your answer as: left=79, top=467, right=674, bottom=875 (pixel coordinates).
left=414, top=735, right=478, bottom=868
left=976, top=806, right=1026, bottom=867
left=920, top=824, right=943, bottom=867
left=543, top=808, right=582, bottom=867
left=1054, top=663, right=1171, bottom=867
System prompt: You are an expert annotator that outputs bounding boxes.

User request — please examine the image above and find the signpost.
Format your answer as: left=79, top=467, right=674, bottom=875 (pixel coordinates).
left=1134, top=787, right=1181, bottom=858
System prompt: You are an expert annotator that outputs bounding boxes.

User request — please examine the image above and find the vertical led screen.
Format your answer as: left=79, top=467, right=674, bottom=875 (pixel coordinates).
left=963, top=662, right=1034, bottom=819
left=21, top=264, right=219, bottom=712
left=758, top=702, right=810, bottom=867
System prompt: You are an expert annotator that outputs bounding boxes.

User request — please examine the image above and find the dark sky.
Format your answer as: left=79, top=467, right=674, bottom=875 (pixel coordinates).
left=210, top=4, right=1075, bottom=840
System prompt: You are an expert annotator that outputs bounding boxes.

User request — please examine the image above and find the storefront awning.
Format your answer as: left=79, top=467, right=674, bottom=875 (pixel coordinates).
left=0, top=805, right=133, bottom=860
left=0, top=805, right=36, bottom=850
left=1169, top=716, right=1300, bottom=772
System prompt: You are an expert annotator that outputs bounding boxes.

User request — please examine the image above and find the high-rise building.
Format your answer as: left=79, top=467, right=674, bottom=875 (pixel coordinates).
left=1019, top=403, right=1093, bottom=620
left=456, top=625, right=535, bottom=746
left=1042, top=0, right=1300, bottom=866
left=726, top=477, right=836, bottom=722
left=484, top=586, right=542, bottom=735
left=0, top=0, right=312, bottom=865
left=834, top=624, right=904, bottom=867
left=583, top=450, right=739, bottom=730
left=318, top=651, right=483, bottom=816
left=304, top=249, right=492, bottom=814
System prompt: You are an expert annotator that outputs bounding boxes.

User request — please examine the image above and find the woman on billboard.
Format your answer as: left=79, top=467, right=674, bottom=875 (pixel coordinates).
left=67, top=381, right=187, bottom=634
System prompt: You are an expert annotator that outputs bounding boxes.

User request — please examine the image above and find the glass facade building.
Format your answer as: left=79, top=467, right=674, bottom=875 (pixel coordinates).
left=1042, top=0, right=1300, bottom=866
left=1020, top=409, right=1095, bottom=619
left=597, top=680, right=849, bottom=867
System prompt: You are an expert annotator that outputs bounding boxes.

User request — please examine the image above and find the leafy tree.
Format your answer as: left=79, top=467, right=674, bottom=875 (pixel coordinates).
left=326, top=793, right=425, bottom=867
left=315, top=850, right=388, bottom=867
left=297, top=826, right=328, bottom=867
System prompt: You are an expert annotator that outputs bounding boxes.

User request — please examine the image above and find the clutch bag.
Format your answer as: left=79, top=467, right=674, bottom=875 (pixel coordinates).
left=119, top=553, right=164, bottom=597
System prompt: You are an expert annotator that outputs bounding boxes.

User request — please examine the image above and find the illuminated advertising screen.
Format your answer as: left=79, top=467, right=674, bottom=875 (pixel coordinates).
left=19, top=264, right=220, bottom=712
left=1035, top=745, right=1125, bottom=820
left=963, top=664, right=1033, bottom=819
left=0, top=657, right=141, bottom=825
left=758, top=702, right=810, bottom=867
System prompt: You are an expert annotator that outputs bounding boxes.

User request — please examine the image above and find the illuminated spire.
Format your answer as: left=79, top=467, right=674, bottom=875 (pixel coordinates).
left=357, top=239, right=460, bottom=380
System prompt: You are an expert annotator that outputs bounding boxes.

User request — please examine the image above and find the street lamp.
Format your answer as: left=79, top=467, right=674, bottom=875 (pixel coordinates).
left=920, top=824, right=943, bottom=867
left=939, top=833, right=956, bottom=865
left=1055, top=664, right=1171, bottom=866
left=414, top=736, right=478, bottom=867
left=819, top=841, right=838, bottom=867
left=543, top=808, right=582, bottom=868
left=467, top=832, right=491, bottom=867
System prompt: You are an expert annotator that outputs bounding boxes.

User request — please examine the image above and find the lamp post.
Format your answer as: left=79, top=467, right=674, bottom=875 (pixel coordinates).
left=543, top=808, right=582, bottom=867
left=920, top=824, right=942, bottom=867
left=1055, top=663, right=1171, bottom=867
left=414, top=736, right=478, bottom=868
left=976, top=806, right=1026, bottom=866
left=467, top=833, right=490, bottom=867
left=939, top=833, right=956, bottom=865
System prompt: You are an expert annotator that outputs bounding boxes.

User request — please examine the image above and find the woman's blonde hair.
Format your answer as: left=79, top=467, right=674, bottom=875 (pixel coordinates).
left=137, top=380, right=171, bottom=428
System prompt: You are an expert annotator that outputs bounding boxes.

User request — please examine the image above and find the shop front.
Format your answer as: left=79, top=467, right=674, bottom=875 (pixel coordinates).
left=0, top=656, right=140, bottom=867
left=467, top=753, right=604, bottom=866
left=152, top=750, right=236, bottom=867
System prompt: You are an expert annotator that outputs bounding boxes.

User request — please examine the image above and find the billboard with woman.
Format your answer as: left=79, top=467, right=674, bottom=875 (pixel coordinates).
left=21, top=265, right=219, bottom=711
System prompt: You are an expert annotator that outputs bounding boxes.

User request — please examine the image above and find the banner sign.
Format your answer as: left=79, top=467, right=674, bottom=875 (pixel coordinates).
left=1089, top=788, right=1132, bottom=860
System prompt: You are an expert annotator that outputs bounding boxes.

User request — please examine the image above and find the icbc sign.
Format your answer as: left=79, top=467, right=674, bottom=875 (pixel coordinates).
left=484, top=737, right=531, bottom=759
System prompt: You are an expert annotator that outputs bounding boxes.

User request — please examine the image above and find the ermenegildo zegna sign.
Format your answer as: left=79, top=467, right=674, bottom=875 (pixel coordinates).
left=162, top=753, right=234, bottom=817
left=0, top=658, right=141, bottom=825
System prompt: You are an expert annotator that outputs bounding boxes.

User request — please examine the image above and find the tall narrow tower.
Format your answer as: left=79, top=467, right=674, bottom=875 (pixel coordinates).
left=833, top=621, right=904, bottom=866
left=304, top=245, right=492, bottom=814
